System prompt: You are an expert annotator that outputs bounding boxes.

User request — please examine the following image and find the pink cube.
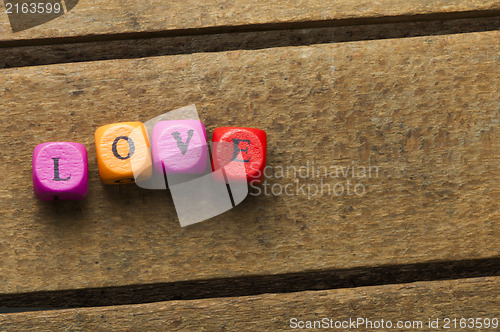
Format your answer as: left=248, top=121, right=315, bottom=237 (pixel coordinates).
left=151, top=120, right=208, bottom=174
left=33, top=142, right=88, bottom=201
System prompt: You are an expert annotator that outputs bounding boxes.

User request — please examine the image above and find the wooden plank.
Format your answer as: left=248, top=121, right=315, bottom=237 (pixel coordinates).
left=1, top=277, right=499, bottom=331
left=0, top=30, right=498, bottom=295
left=1, top=16, right=499, bottom=69
left=0, top=0, right=499, bottom=43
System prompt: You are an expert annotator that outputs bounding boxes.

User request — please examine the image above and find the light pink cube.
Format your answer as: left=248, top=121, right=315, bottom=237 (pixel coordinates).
left=151, top=120, right=208, bottom=174
left=32, top=142, right=88, bottom=201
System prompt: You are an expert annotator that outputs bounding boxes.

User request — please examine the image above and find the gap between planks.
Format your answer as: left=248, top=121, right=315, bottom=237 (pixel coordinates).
left=0, top=258, right=498, bottom=309
left=1, top=6, right=500, bottom=48
left=1, top=16, right=499, bottom=69
left=1, top=276, right=497, bottom=330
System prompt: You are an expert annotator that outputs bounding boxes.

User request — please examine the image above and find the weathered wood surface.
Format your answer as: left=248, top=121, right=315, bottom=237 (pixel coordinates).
left=0, top=0, right=499, bottom=42
left=0, top=30, right=498, bottom=296
left=2, top=16, right=499, bottom=69
left=1, top=277, right=499, bottom=331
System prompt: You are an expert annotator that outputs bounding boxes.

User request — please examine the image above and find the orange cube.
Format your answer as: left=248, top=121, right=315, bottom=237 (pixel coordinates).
left=95, top=122, right=152, bottom=184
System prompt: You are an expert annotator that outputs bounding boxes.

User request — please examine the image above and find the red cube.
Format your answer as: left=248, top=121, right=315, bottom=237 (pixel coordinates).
left=211, top=127, right=267, bottom=184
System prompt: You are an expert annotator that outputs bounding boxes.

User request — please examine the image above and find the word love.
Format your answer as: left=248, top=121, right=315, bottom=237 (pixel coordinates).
left=33, top=121, right=267, bottom=201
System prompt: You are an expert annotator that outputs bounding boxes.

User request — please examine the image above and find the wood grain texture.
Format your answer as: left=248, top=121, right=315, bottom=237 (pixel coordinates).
left=1, top=16, right=499, bottom=69
left=1, top=277, right=499, bottom=331
left=0, top=0, right=499, bottom=42
left=0, top=31, right=498, bottom=296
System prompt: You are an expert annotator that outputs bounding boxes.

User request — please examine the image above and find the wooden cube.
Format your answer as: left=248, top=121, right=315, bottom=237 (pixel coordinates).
left=95, top=122, right=152, bottom=184
left=211, top=127, right=267, bottom=183
left=32, top=142, right=88, bottom=201
left=151, top=120, right=208, bottom=174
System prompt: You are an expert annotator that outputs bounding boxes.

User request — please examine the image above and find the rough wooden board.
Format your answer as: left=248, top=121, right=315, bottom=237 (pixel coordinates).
left=0, top=31, right=498, bottom=295
left=0, top=0, right=499, bottom=42
left=0, top=258, right=498, bottom=308
left=1, top=277, right=499, bottom=331
left=2, top=16, right=499, bottom=69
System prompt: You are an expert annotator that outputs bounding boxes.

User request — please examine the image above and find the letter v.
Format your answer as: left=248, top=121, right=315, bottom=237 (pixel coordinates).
left=171, top=129, right=194, bottom=155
